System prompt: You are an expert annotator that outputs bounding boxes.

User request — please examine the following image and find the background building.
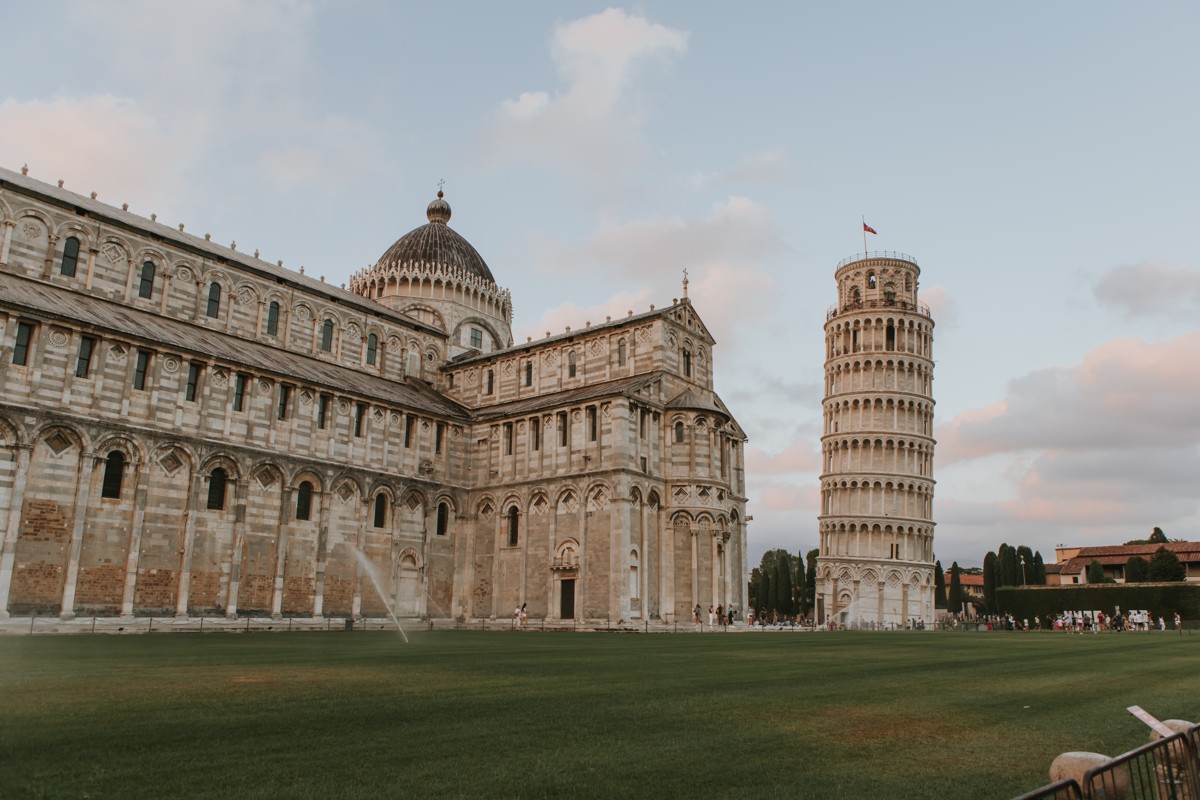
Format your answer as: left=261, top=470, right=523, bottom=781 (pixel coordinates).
left=815, top=252, right=936, bottom=627
left=0, top=165, right=747, bottom=623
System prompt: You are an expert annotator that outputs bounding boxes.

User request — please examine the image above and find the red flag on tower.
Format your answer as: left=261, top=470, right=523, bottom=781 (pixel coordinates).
left=863, top=222, right=877, bottom=235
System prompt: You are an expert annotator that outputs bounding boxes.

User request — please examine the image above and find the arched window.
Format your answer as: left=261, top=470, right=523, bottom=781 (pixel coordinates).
left=266, top=301, right=280, bottom=336
left=320, top=319, right=334, bottom=351
left=617, top=338, right=627, bottom=367
left=100, top=450, right=125, bottom=499
left=207, top=467, right=227, bottom=510
left=373, top=494, right=388, bottom=528
left=683, top=349, right=692, bottom=378
left=674, top=420, right=685, bottom=443
left=138, top=261, right=156, bottom=299
left=436, top=502, right=449, bottom=536
left=206, top=282, right=221, bottom=318
left=524, top=360, right=532, bottom=386
left=486, top=369, right=494, bottom=395
left=568, top=352, right=577, bottom=378
left=296, top=481, right=313, bottom=521
left=366, top=333, right=378, bottom=366
left=507, top=506, right=519, bottom=547
left=60, top=236, right=80, bottom=277
left=868, top=272, right=877, bottom=289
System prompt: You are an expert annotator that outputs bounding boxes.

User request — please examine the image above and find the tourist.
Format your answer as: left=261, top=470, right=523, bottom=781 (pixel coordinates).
left=520, top=602, right=527, bottom=627
left=708, top=605, right=715, bottom=626
left=1174, top=612, right=1182, bottom=634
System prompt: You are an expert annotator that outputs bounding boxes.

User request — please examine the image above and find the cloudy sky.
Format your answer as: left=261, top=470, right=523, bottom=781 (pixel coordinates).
left=2, top=2, right=1197, bottom=569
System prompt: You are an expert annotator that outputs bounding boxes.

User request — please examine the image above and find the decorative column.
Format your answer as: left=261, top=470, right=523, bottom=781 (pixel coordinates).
left=0, top=444, right=32, bottom=618
left=223, top=477, right=249, bottom=618
left=59, top=450, right=97, bottom=619
left=270, top=487, right=293, bottom=619
left=173, top=472, right=203, bottom=619
left=0, top=220, right=15, bottom=264
left=119, top=461, right=150, bottom=619
left=311, top=490, right=332, bottom=618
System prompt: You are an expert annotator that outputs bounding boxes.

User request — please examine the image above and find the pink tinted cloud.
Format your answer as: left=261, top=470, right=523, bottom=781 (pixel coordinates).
left=745, top=440, right=821, bottom=475
left=938, top=329, right=1200, bottom=464
left=755, top=483, right=819, bottom=514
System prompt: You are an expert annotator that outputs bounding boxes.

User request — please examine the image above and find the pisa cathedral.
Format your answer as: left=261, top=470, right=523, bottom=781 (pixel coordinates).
left=0, top=164, right=748, bottom=623
left=816, top=253, right=937, bottom=627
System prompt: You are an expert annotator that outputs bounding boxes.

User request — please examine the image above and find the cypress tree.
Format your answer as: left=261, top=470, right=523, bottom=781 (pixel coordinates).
left=794, top=549, right=809, bottom=615
left=748, top=567, right=762, bottom=608
left=948, top=562, right=963, bottom=613
left=1032, top=551, right=1047, bottom=585
left=999, top=544, right=1019, bottom=587
left=805, top=548, right=819, bottom=611
left=761, top=565, right=775, bottom=614
left=774, top=553, right=794, bottom=616
left=983, top=551, right=997, bottom=612
left=1016, top=545, right=1035, bottom=585
left=934, top=560, right=946, bottom=608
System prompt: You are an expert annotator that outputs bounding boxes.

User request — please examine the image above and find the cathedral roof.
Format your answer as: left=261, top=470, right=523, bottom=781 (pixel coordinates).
left=665, top=386, right=730, bottom=418
left=1, top=272, right=469, bottom=420
left=372, top=191, right=496, bottom=285
left=474, top=374, right=662, bottom=421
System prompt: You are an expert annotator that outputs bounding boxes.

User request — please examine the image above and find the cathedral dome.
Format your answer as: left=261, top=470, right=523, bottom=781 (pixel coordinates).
left=372, top=191, right=495, bottom=284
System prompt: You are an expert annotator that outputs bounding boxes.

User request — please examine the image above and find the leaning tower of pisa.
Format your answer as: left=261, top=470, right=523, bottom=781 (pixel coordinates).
left=815, top=252, right=936, bottom=628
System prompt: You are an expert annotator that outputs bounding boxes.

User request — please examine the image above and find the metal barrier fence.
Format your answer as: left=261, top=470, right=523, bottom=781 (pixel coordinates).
left=1084, top=732, right=1198, bottom=800
left=1011, top=778, right=1083, bottom=800
left=1019, top=727, right=1200, bottom=799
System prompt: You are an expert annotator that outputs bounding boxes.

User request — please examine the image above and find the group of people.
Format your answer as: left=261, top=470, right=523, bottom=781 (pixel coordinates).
left=979, top=609, right=1183, bottom=634
left=693, top=604, right=738, bottom=627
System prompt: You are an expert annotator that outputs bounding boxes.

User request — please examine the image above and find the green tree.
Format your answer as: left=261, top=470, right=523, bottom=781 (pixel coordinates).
left=983, top=551, right=997, bottom=613
left=774, top=552, right=794, bottom=616
left=998, top=544, right=1019, bottom=587
left=1086, top=559, right=1108, bottom=584
left=1148, top=546, right=1186, bottom=582
left=748, top=567, right=763, bottom=609
left=805, top=549, right=819, bottom=613
left=793, top=549, right=809, bottom=615
left=948, top=562, right=963, bottom=614
left=1016, top=546, right=1035, bottom=586
left=934, top=560, right=946, bottom=608
left=1149, top=527, right=1168, bottom=544
left=1032, top=551, right=1047, bottom=585
left=1125, top=556, right=1149, bottom=583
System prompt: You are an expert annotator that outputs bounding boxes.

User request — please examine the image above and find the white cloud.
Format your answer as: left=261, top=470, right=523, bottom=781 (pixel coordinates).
left=526, top=196, right=787, bottom=348
left=689, top=147, right=794, bottom=189
left=1094, top=260, right=1200, bottom=318
left=515, top=289, right=654, bottom=344
left=477, top=8, right=688, bottom=189
left=0, top=95, right=178, bottom=206
left=254, top=114, right=385, bottom=192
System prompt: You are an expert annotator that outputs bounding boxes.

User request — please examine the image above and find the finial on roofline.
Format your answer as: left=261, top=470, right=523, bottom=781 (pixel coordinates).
left=682, top=268, right=689, bottom=299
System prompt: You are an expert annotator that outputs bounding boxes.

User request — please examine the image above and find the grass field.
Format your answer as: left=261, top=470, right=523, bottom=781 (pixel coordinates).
left=1, top=629, right=1197, bottom=799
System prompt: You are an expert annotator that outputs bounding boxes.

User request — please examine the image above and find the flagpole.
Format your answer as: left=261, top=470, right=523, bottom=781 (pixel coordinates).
left=862, top=215, right=867, bottom=257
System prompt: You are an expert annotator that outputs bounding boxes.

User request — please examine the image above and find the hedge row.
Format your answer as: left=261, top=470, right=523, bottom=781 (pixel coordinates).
left=994, top=583, right=1200, bottom=621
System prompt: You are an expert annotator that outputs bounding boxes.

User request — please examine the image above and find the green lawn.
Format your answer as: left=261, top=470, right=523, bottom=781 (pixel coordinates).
left=1, top=630, right=1196, bottom=799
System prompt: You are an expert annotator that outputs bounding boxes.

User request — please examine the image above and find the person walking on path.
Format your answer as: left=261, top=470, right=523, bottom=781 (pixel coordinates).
left=1175, top=612, right=1183, bottom=634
